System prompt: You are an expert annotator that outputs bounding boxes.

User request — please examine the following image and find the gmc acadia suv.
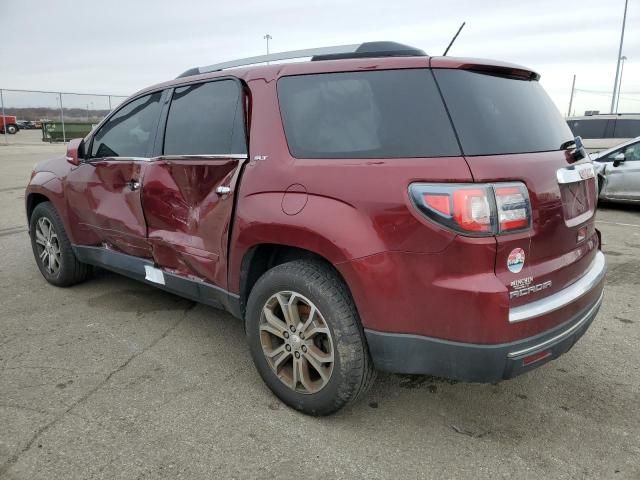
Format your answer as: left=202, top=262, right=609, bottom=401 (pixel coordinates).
left=25, top=42, right=606, bottom=415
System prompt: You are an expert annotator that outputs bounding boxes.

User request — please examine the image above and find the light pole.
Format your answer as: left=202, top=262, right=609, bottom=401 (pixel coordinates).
left=567, top=74, right=576, bottom=118
left=615, top=56, right=627, bottom=113
left=264, top=34, right=272, bottom=64
left=610, top=0, right=628, bottom=113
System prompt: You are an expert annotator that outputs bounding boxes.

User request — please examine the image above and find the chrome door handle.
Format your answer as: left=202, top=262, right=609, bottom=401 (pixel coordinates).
left=127, top=179, right=140, bottom=191
left=215, top=186, right=231, bottom=195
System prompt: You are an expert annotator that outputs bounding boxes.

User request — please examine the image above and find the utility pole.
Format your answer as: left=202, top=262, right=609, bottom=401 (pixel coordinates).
left=567, top=74, right=576, bottom=118
left=610, top=0, right=628, bottom=113
left=1, top=89, right=7, bottom=145
left=58, top=93, right=66, bottom=143
left=264, top=34, right=272, bottom=64
left=615, top=56, right=627, bottom=113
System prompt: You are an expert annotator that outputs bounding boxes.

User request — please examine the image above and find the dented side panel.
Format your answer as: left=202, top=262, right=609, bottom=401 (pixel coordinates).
left=141, top=158, right=243, bottom=288
left=64, top=160, right=152, bottom=258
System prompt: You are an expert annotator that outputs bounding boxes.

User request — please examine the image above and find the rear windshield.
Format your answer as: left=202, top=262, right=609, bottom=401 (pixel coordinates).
left=434, top=69, right=573, bottom=156
left=277, top=70, right=461, bottom=158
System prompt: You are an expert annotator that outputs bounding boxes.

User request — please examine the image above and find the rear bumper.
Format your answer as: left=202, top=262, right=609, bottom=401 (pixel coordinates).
left=365, top=288, right=604, bottom=382
left=509, top=251, right=606, bottom=323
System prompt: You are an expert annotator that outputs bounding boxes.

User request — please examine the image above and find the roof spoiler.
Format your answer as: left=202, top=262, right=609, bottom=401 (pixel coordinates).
left=458, top=63, right=540, bottom=81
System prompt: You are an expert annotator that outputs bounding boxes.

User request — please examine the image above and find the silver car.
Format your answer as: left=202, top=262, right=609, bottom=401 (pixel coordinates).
left=592, top=136, right=640, bottom=203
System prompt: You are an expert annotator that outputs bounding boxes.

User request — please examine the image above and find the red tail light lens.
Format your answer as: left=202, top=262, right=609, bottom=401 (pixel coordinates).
left=409, top=182, right=531, bottom=236
left=423, top=194, right=451, bottom=216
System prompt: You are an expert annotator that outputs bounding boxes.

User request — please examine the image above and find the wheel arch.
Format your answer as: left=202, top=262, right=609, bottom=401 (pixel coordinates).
left=26, top=192, right=52, bottom=223
left=25, top=176, right=74, bottom=243
left=237, top=243, right=356, bottom=319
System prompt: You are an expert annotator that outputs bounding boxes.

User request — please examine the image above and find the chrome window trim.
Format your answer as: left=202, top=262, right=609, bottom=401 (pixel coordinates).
left=87, top=154, right=248, bottom=164
left=556, top=162, right=595, bottom=184
left=86, top=156, right=154, bottom=163
left=507, top=290, right=604, bottom=358
left=509, top=251, right=606, bottom=323
left=160, top=154, right=248, bottom=160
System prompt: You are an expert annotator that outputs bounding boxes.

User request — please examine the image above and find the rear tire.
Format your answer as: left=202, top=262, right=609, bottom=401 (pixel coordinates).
left=245, top=260, right=375, bottom=416
left=29, top=202, right=91, bottom=287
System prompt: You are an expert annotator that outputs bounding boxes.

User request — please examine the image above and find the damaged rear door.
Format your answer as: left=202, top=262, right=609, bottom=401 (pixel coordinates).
left=141, top=78, right=248, bottom=289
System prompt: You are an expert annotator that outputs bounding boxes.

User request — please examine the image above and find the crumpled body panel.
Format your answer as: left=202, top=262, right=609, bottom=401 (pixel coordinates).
left=142, top=158, right=242, bottom=287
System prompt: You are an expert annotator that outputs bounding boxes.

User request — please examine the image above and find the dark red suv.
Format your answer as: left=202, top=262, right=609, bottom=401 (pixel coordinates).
left=25, top=42, right=606, bottom=415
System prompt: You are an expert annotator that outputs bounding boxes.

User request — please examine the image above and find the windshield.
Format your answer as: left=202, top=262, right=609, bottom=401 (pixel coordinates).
left=434, top=69, right=573, bottom=156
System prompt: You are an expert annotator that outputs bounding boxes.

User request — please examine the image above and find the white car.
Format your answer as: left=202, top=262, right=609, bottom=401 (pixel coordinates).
left=591, top=136, right=640, bottom=203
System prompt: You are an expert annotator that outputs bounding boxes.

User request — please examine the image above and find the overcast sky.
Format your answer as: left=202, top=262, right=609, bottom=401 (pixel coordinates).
left=1, top=0, right=638, bottom=115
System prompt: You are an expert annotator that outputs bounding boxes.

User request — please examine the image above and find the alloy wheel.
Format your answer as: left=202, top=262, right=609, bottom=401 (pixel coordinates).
left=259, top=291, right=335, bottom=394
left=34, top=217, right=61, bottom=275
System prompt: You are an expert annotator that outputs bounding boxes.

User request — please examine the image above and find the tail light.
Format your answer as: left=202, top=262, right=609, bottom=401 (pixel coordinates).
left=409, top=182, right=531, bottom=236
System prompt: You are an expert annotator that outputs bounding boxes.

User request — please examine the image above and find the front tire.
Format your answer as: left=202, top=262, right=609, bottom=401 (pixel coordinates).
left=6, top=124, right=18, bottom=134
left=29, top=202, right=91, bottom=286
left=245, top=260, right=375, bottom=416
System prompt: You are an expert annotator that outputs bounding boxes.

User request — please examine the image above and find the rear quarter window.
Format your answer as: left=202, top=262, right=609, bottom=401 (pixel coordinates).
left=277, top=69, right=461, bottom=159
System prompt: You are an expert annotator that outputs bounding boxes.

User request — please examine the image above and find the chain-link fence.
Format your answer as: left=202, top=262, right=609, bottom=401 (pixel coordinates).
left=0, top=88, right=129, bottom=145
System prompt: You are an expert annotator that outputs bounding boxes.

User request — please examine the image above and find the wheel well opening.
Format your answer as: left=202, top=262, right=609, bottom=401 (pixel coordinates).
left=239, top=244, right=345, bottom=316
left=26, top=193, right=50, bottom=223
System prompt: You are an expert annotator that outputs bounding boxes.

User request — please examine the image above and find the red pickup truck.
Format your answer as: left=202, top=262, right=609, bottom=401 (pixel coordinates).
left=0, top=115, right=18, bottom=134
left=24, top=42, right=606, bottom=415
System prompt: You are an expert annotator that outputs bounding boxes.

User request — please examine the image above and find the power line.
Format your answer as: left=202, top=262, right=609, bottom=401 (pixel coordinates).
left=575, top=88, right=640, bottom=95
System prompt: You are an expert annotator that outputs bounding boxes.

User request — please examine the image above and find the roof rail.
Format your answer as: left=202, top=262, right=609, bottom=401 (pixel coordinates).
left=177, top=45, right=359, bottom=78
left=176, top=41, right=427, bottom=78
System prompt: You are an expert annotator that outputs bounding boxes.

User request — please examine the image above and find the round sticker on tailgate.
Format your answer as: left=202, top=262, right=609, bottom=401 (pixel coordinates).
left=507, top=248, right=525, bottom=273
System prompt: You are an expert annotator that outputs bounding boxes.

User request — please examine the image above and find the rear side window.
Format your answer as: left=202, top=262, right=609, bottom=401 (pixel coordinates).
left=613, top=119, right=640, bottom=139
left=163, top=80, right=246, bottom=155
left=434, top=69, right=573, bottom=156
left=91, top=92, right=162, bottom=158
left=566, top=119, right=609, bottom=139
left=277, top=70, right=461, bottom=158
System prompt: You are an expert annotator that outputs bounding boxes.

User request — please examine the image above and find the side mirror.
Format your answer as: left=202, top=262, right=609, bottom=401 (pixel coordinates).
left=65, top=138, right=85, bottom=166
left=613, top=152, right=626, bottom=167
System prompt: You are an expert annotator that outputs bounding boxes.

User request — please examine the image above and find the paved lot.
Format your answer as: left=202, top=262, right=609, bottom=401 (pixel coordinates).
left=0, top=129, right=50, bottom=146
left=0, top=143, right=638, bottom=479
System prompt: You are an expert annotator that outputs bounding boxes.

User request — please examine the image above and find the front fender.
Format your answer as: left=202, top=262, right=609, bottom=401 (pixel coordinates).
left=25, top=173, right=75, bottom=242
